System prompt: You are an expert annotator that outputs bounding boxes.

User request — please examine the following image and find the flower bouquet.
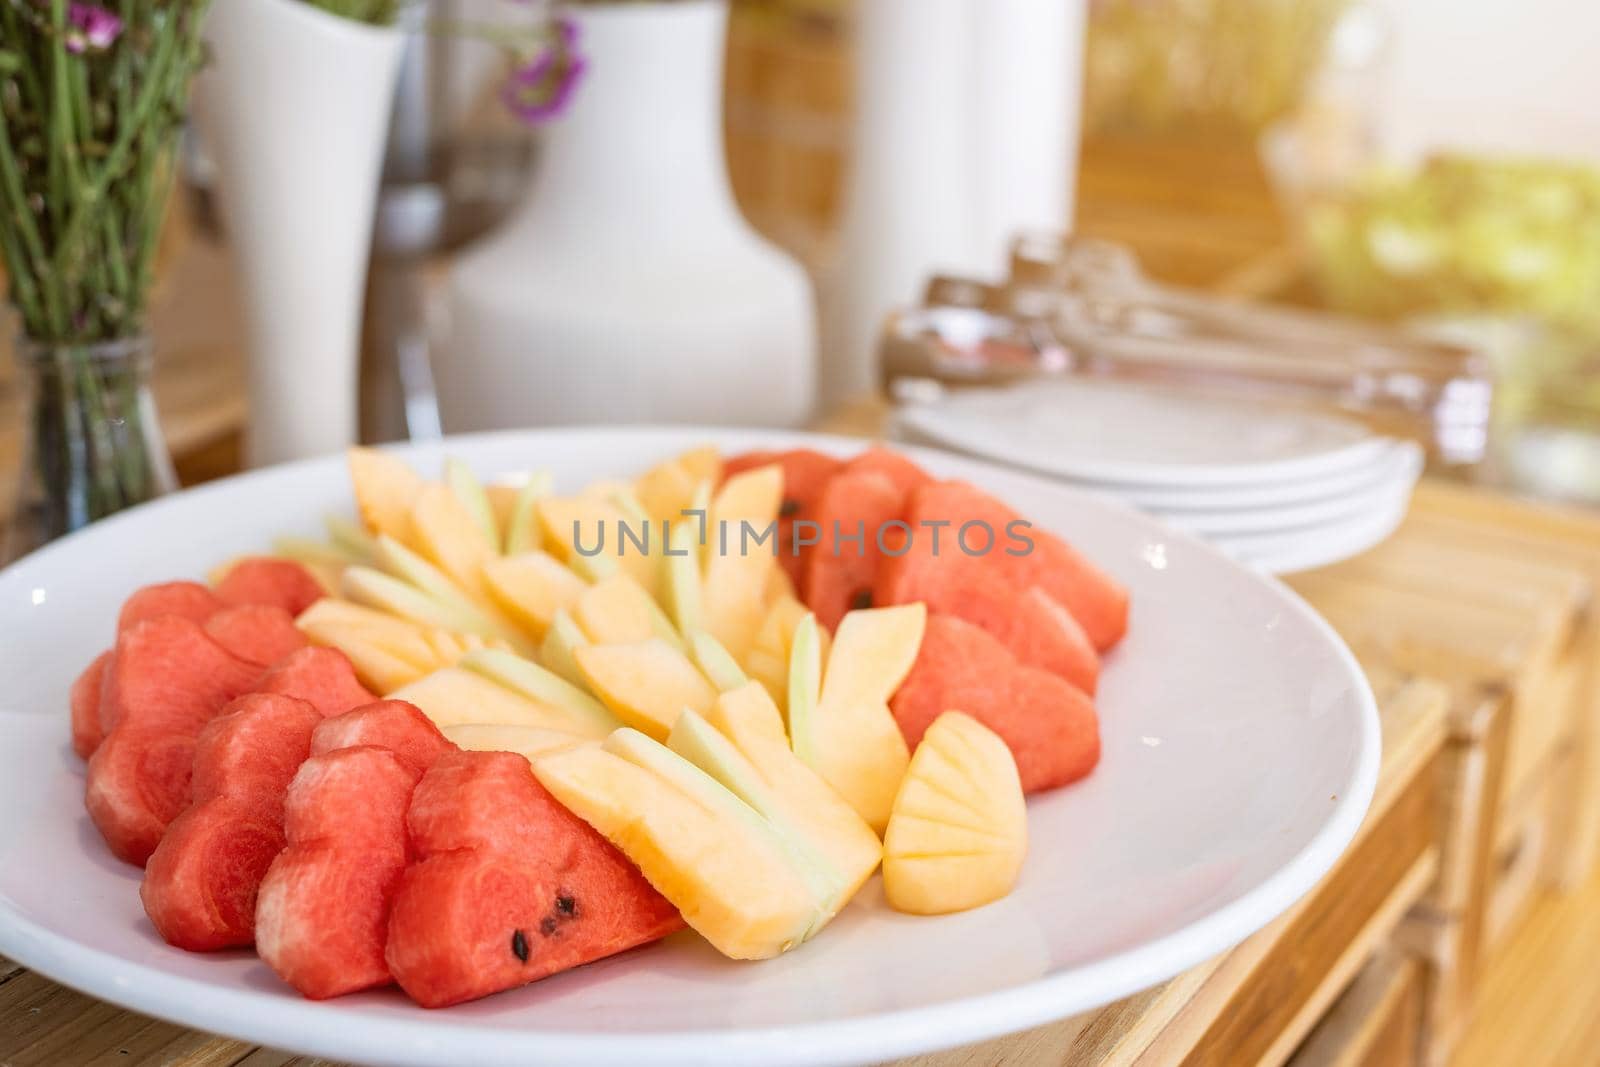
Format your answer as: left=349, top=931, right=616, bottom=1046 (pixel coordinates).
left=0, top=0, right=212, bottom=553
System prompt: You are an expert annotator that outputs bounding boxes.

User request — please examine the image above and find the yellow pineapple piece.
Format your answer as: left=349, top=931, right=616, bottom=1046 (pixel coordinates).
left=882, top=712, right=1027, bottom=915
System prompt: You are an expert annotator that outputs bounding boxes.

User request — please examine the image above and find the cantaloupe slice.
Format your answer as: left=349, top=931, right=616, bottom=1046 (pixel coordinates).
left=444, top=458, right=500, bottom=553
left=634, top=446, right=722, bottom=523
left=533, top=739, right=822, bottom=960
left=789, top=604, right=925, bottom=834
left=482, top=551, right=587, bottom=639
left=440, top=722, right=592, bottom=763
left=709, top=676, right=788, bottom=746
left=392, top=667, right=605, bottom=739
left=409, top=483, right=499, bottom=600
left=539, top=609, right=590, bottom=687
left=342, top=564, right=531, bottom=655
left=744, top=596, right=825, bottom=714
left=703, top=464, right=783, bottom=661
left=883, top=711, right=1027, bottom=915
left=572, top=573, right=655, bottom=645
left=663, top=518, right=704, bottom=634
left=458, top=647, right=622, bottom=736
left=694, top=683, right=881, bottom=898
left=572, top=573, right=682, bottom=649
left=573, top=638, right=716, bottom=740
left=686, top=630, right=749, bottom=692
left=538, top=495, right=658, bottom=595
left=325, top=513, right=378, bottom=563
left=347, top=447, right=422, bottom=546
left=502, top=472, right=554, bottom=555
left=296, top=599, right=441, bottom=669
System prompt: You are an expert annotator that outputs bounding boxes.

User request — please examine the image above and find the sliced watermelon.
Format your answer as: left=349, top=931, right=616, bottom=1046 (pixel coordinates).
left=843, top=446, right=932, bottom=498
left=890, top=614, right=1100, bottom=792
left=140, top=693, right=321, bottom=950
left=255, top=745, right=421, bottom=999
left=1008, top=587, right=1100, bottom=696
left=875, top=479, right=1130, bottom=653
left=203, top=604, right=308, bottom=667
left=256, top=647, right=377, bottom=717
left=117, top=581, right=223, bottom=635
left=70, top=650, right=113, bottom=760
left=215, top=558, right=326, bottom=617
left=803, top=470, right=903, bottom=631
left=724, top=448, right=843, bottom=591
left=386, top=750, right=683, bottom=1008
left=875, top=541, right=1099, bottom=695
left=311, top=700, right=454, bottom=778
left=85, top=617, right=264, bottom=865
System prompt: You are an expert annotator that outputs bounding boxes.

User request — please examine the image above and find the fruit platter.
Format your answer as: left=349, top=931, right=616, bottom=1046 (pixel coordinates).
left=0, top=429, right=1379, bottom=1066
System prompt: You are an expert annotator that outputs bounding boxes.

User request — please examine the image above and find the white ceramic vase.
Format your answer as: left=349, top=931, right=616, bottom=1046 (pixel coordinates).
left=821, top=0, right=1087, bottom=411
left=196, top=0, right=404, bottom=466
left=442, top=0, right=816, bottom=432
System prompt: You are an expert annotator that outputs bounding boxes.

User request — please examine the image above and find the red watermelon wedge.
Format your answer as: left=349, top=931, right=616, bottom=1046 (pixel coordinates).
left=876, top=479, right=1130, bottom=652
left=140, top=693, right=321, bottom=950
left=117, top=581, right=223, bottom=635
left=804, top=469, right=903, bottom=630
left=215, top=558, right=326, bottom=617
left=724, top=448, right=843, bottom=591
left=891, top=613, right=1100, bottom=792
left=256, top=647, right=376, bottom=717
left=255, top=745, right=422, bottom=999
left=311, top=700, right=453, bottom=778
left=85, top=617, right=264, bottom=865
left=386, top=750, right=683, bottom=1008
left=843, top=446, right=932, bottom=498
left=203, top=604, right=308, bottom=668
left=70, top=650, right=113, bottom=760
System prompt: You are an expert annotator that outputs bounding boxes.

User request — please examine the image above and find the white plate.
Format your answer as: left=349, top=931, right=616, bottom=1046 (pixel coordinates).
left=894, top=381, right=1389, bottom=487
left=1160, top=446, right=1423, bottom=537
left=1114, top=441, right=1423, bottom=513
left=0, top=428, right=1379, bottom=1067
left=1216, top=492, right=1414, bottom=576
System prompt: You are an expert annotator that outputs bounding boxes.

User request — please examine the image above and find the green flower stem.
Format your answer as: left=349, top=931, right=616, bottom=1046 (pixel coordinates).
left=0, top=127, right=64, bottom=335
left=49, top=19, right=177, bottom=289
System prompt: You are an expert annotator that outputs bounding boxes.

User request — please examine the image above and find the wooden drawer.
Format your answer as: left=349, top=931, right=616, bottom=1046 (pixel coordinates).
left=1286, top=953, right=1423, bottom=1067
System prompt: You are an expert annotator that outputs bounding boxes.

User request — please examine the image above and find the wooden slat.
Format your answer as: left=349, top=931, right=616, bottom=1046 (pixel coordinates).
left=1408, top=483, right=1600, bottom=889
left=1452, top=865, right=1600, bottom=1067
left=1167, top=761, right=1439, bottom=1067
left=1287, top=953, right=1423, bottom=1067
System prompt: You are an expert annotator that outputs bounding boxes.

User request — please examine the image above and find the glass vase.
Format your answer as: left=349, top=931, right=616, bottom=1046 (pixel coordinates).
left=5, top=336, right=177, bottom=562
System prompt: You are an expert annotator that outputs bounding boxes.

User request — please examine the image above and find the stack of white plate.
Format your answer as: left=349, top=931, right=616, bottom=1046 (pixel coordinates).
left=892, top=380, right=1424, bottom=575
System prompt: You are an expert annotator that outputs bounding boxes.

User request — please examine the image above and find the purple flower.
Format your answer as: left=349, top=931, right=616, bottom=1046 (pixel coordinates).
left=501, top=16, right=586, bottom=126
left=64, top=2, right=122, bottom=53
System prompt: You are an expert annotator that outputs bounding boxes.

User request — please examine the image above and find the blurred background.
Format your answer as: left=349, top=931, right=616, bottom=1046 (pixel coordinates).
left=4, top=0, right=1597, bottom=511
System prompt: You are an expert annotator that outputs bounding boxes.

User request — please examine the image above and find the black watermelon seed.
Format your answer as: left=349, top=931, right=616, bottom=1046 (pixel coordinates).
left=779, top=498, right=801, bottom=518
left=556, top=893, right=577, bottom=916
left=511, top=929, right=529, bottom=962
left=850, top=589, right=873, bottom=610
